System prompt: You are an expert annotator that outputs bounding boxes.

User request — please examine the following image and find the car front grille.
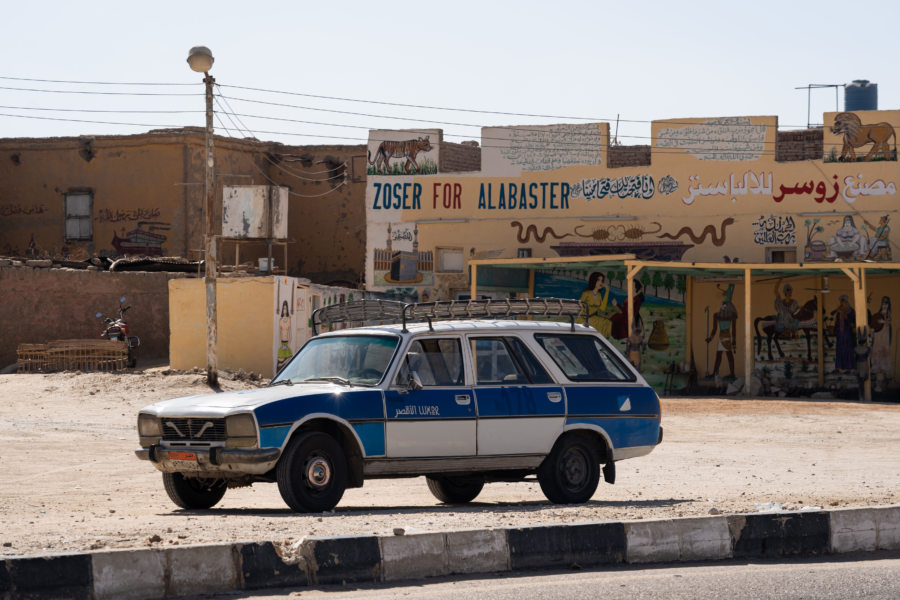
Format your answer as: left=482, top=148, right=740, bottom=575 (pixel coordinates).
left=161, top=417, right=226, bottom=442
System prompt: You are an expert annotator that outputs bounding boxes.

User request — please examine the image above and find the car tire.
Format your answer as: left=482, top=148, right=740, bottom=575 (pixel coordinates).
left=537, top=433, right=600, bottom=504
left=277, top=431, right=347, bottom=512
left=162, top=472, right=227, bottom=509
left=426, top=475, right=484, bottom=504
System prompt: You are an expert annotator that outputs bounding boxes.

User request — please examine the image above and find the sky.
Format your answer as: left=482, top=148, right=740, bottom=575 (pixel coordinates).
left=0, top=0, right=897, bottom=148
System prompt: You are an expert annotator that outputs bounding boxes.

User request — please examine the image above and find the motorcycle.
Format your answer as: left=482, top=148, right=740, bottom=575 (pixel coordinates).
left=97, top=296, right=140, bottom=368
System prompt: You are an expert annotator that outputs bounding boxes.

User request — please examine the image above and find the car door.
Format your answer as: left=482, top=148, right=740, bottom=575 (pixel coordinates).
left=470, top=336, right=565, bottom=456
left=534, top=333, right=660, bottom=453
left=384, top=337, right=476, bottom=457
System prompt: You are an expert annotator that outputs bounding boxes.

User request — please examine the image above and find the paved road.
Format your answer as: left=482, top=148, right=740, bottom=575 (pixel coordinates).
left=182, top=553, right=900, bottom=600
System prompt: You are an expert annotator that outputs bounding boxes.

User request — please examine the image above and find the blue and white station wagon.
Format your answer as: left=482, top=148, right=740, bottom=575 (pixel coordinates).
left=136, top=299, right=662, bottom=512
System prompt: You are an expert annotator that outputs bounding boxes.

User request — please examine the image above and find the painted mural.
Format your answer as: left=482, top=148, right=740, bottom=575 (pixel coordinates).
left=825, top=112, right=897, bottom=162
left=802, top=214, right=892, bottom=262
left=371, top=222, right=434, bottom=287
left=534, top=267, right=686, bottom=390
left=273, top=278, right=300, bottom=375
left=367, top=129, right=441, bottom=176
left=656, top=117, right=769, bottom=162
left=111, top=221, right=170, bottom=256
left=364, top=110, right=900, bottom=394
left=482, top=123, right=608, bottom=176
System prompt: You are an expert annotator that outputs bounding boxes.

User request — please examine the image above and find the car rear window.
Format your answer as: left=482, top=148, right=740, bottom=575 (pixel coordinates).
left=534, top=334, right=635, bottom=382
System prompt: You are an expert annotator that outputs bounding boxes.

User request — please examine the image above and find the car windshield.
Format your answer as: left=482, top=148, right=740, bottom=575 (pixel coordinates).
left=273, top=335, right=399, bottom=386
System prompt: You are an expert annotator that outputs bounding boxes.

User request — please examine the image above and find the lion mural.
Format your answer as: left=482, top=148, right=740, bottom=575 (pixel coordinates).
left=830, top=112, right=896, bottom=162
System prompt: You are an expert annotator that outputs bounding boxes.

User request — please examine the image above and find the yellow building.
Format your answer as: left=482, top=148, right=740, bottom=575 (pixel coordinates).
left=363, top=111, right=900, bottom=398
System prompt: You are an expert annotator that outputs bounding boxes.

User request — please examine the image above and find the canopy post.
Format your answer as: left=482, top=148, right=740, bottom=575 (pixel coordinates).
left=626, top=264, right=644, bottom=340
left=841, top=266, right=872, bottom=402
left=816, top=274, right=825, bottom=387
left=744, top=267, right=753, bottom=397
left=470, top=263, right=478, bottom=300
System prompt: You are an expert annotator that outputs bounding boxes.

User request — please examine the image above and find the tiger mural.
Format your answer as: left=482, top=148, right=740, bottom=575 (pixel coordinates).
left=367, top=136, right=433, bottom=174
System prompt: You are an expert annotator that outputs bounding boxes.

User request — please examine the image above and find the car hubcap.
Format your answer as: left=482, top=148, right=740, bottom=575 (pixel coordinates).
left=562, top=448, right=588, bottom=488
left=306, top=455, right=331, bottom=489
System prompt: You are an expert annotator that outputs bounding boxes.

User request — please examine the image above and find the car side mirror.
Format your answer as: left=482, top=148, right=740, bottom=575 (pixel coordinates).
left=407, top=372, right=424, bottom=391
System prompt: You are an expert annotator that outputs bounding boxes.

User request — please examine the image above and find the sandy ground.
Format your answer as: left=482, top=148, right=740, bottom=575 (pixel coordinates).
left=1, top=367, right=898, bottom=557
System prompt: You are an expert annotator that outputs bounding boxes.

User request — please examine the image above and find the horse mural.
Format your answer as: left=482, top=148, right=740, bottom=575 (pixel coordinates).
left=754, top=296, right=832, bottom=361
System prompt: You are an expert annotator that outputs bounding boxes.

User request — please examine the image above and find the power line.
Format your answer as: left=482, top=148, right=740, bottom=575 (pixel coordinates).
left=0, top=75, right=199, bottom=86
left=0, top=85, right=200, bottom=96
left=213, top=93, right=346, bottom=183
left=0, top=99, right=796, bottom=151
left=0, top=76, right=819, bottom=130
left=0, top=104, right=202, bottom=114
left=0, top=111, right=805, bottom=157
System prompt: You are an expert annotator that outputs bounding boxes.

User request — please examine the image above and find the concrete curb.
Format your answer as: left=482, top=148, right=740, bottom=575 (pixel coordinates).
left=2, top=504, right=899, bottom=599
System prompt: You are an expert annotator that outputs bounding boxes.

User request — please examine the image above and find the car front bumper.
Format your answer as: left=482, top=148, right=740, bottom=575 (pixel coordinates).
left=135, top=445, right=280, bottom=475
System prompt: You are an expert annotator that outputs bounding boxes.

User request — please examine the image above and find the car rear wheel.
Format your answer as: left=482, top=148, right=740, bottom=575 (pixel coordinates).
left=277, top=431, right=347, bottom=512
left=537, top=433, right=600, bottom=504
left=426, top=475, right=484, bottom=504
left=162, top=472, right=227, bottom=509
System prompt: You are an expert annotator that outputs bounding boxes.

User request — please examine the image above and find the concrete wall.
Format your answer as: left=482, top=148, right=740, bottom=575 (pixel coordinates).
left=169, top=277, right=277, bottom=377
left=776, top=128, right=824, bottom=162
left=440, top=141, right=482, bottom=173
left=0, top=265, right=181, bottom=368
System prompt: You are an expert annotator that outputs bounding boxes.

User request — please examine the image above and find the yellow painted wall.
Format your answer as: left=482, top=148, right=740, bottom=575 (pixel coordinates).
left=365, top=112, right=900, bottom=299
left=169, top=277, right=276, bottom=377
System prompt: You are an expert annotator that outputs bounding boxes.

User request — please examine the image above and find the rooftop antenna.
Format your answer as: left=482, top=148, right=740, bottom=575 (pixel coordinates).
left=795, top=84, right=841, bottom=128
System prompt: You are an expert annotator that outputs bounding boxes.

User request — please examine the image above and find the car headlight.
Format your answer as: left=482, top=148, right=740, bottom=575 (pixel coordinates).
left=225, top=413, right=258, bottom=448
left=137, top=413, right=162, bottom=437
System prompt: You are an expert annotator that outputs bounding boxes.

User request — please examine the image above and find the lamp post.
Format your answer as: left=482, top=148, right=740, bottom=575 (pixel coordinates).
left=187, top=46, right=218, bottom=387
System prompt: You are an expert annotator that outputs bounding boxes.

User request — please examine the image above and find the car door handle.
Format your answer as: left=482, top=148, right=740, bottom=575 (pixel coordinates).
left=455, top=394, right=471, bottom=405
left=547, top=392, right=562, bottom=402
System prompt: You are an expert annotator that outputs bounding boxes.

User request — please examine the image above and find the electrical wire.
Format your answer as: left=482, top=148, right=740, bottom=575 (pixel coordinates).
left=0, top=75, right=199, bottom=86
left=213, top=93, right=347, bottom=183
left=0, top=76, right=818, bottom=130
left=0, top=85, right=200, bottom=96
left=0, top=101, right=804, bottom=152
left=0, top=111, right=803, bottom=157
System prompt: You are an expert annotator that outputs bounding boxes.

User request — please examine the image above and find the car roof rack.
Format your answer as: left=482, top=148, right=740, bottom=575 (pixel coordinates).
left=312, top=300, right=407, bottom=335
left=312, top=298, right=586, bottom=334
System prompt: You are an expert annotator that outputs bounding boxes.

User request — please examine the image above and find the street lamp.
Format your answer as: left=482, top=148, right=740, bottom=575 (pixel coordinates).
left=188, top=45, right=218, bottom=387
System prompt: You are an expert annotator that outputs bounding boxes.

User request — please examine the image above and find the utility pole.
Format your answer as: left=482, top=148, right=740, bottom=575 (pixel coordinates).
left=188, top=46, right=218, bottom=387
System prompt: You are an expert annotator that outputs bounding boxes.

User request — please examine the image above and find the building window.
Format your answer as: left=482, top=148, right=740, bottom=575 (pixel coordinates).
left=435, top=247, right=464, bottom=273
left=65, top=191, right=92, bottom=241
left=766, top=247, right=797, bottom=264
left=517, top=248, right=532, bottom=258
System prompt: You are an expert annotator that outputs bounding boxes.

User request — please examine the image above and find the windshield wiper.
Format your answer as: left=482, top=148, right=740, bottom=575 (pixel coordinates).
left=269, top=379, right=294, bottom=387
left=300, top=376, right=352, bottom=386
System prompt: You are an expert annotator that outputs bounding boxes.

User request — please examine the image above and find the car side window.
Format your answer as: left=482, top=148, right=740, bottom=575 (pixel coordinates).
left=395, top=338, right=463, bottom=387
left=505, top=337, right=554, bottom=384
left=472, top=338, right=525, bottom=384
left=535, top=334, right=635, bottom=382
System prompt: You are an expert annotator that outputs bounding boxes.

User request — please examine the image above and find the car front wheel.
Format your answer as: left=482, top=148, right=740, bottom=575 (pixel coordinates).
left=537, top=433, right=600, bottom=504
left=162, top=472, right=227, bottom=509
left=426, top=475, right=484, bottom=504
left=277, top=431, right=347, bottom=512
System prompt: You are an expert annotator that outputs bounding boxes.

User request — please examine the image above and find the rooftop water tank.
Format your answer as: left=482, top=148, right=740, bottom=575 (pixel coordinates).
left=845, top=80, right=877, bottom=111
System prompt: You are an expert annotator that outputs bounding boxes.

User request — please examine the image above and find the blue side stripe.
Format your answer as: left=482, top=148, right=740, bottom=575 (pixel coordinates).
left=566, top=416, right=660, bottom=449
left=353, top=422, right=385, bottom=456
left=254, top=390, right=384, bottom=426
left=259, top=425, right=291, bottom=449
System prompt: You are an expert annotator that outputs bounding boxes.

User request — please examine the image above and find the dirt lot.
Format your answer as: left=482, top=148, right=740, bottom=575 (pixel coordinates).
left=1, top=367, right=898, bottom=557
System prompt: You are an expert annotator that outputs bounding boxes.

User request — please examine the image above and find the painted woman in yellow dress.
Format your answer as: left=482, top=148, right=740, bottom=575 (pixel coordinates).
left=579, top=272, right=613, bottom=337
